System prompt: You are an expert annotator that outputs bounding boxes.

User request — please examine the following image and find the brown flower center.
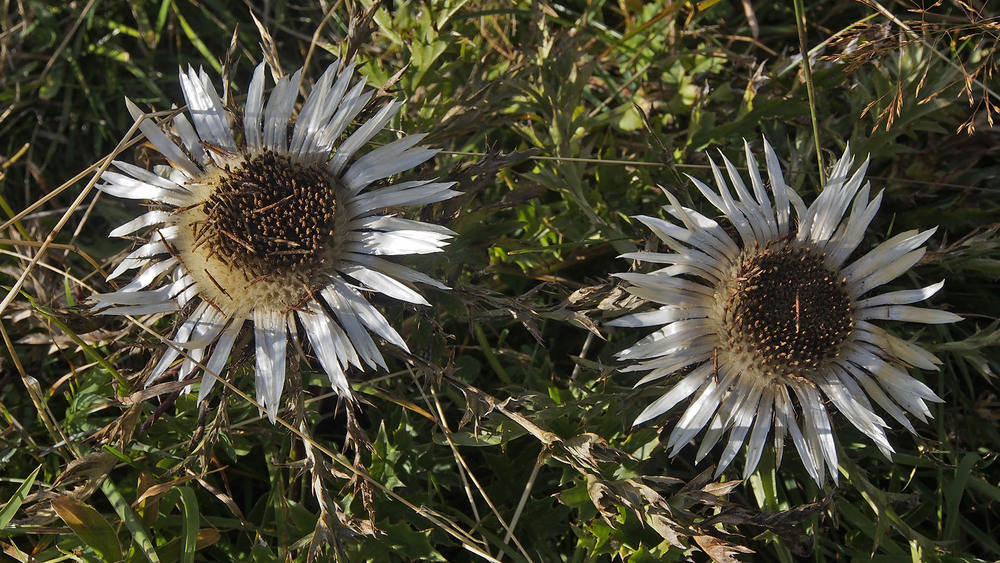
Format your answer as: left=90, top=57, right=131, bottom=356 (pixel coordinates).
left=723, top=243, right=854, bottom=375
left=199, top=151, right=337, bottom=279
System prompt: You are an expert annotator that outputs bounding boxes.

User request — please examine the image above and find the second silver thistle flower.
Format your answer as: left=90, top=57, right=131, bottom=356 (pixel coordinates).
left=610, top=138, right=961, bottom=486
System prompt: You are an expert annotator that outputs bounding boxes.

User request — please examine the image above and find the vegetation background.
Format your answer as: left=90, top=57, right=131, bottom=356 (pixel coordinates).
left=2, top=0, right=999, bottom=561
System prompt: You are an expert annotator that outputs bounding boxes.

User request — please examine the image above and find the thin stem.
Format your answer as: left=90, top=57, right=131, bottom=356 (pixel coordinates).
left=475, top=322, right=513, bottom=386
left=793, top=0, right=826, bottom=185
left=503, top=451, right=544, bottom=546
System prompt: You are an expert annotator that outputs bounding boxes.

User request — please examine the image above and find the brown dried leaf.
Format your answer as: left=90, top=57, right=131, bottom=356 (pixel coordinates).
left=249, top=11, right=283, bottom=81
left=648, top=513, right=686, bottom=548
left=133, top=474, right=201, bottom=506
left=220, top=25, right=240, bottom=108
left=694, top=534, right=754, bottom=563
left=16, top=451, right=119, bottom=526
left=677, top=466, right=716, bottom=497
left=456, top=383, right=513, bottom=431
left=189, top=471, right=255, bottom=532
left=640, top=475, right=685, bottom=490
left=701, top=479, right=743, bottom=498
left=567, top=283, right=610, bottom=306
left=551, top=433, right=634, bottom=473
left=585, top=474, right=620, bottom=526
left=442, top=147, right=540, bottom=198
left=52, top=451, right=117, bottom=490
left=539, top=306, right=604, bottom=338
left=701, top=497, right=829, bottom=531
left=455, top=284, right=545, bottom=344
left=343, top=0, right=384, bottom=65
left=700, top=497, right=829, bottom=555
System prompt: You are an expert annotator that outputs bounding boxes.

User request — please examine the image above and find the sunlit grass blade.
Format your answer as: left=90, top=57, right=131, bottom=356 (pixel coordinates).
left=0, top=466, right=41, bottom=531
left=102, top=479, right=160, bottom=563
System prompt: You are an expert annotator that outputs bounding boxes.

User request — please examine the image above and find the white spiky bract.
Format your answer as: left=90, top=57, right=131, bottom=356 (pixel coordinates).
left=610, top=138, right=960, bottom=486
left=94, top=62, right=459, bottom=422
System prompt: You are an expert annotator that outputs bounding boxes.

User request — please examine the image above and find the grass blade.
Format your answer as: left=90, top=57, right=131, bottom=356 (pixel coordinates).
left=0, top=465, right=41, bottom=530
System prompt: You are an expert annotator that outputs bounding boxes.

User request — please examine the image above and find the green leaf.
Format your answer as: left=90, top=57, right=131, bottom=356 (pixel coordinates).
left=102, top=479, right=160, bottom=562
left=0, top=465, right=41, bottom=531
left=176, top=487, right=199, bottom=563
left=51, top=496, right=123, bottom=562
left=157, top=529, right=221, bottom=562
left=350, top=521, right=446, bottom=562
left=170, top=2, right=221, bottom=74
left=943, top=453, right=979, bottom=541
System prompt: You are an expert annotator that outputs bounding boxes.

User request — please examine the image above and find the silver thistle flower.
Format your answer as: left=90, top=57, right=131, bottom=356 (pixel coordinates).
left=94, top=61, right=459, bottom=422
left=610, top=138, right=961, bottom=485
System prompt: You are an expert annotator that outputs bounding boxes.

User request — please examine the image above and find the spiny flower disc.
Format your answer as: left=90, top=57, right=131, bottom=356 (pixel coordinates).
left=723, top=243, right=853, bottom=375
left=199, top=151, right=337, bottom=277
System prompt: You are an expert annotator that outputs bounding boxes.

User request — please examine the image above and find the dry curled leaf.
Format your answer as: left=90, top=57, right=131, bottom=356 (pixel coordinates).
left=551, top=432, right=634, bottom=472
left=694, top=534, right=755, bottom=563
